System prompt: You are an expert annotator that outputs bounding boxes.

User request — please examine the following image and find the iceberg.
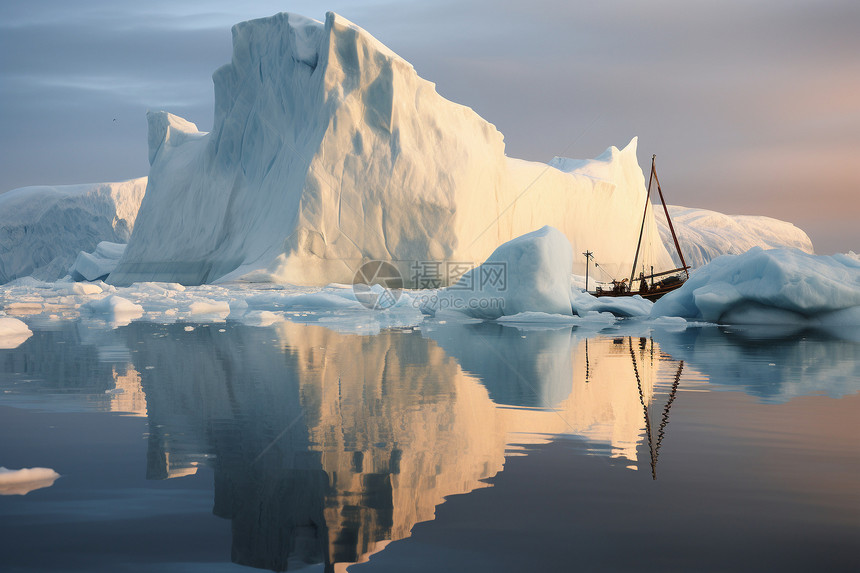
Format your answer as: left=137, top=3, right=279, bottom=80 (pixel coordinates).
left=0, top=178, right=146, bottom=284
left=69, top=241, right=127, bottom=282
left=108, top=12, right=673, bottom=287
left=656, top=205, right=814, bottom=269
left=422, top=226, right=573, bottom=319
left=0, top=12, right=820, bottom=293
left=651, top=247, right=860, bottom=324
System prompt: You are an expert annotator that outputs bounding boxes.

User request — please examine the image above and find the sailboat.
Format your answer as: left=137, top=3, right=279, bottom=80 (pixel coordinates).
left=585, top=155, right=690, bottom=301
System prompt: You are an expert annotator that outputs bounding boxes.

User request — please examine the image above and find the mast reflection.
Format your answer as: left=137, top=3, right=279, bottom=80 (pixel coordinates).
left=626, top=336, right=684, bottom=480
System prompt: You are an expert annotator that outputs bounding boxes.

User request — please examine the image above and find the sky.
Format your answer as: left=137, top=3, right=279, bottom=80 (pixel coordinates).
left=0, top=0, right=857, bottom=254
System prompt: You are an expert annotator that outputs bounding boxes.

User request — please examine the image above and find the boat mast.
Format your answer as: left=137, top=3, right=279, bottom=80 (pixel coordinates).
left=629, top=155, right=656, bottom=284
left=652, top=161, right=690, bottom=279
left=583, top=250, right=594, bottom=292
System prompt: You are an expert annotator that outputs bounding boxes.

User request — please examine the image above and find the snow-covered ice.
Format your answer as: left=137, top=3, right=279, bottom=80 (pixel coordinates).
left=107, top=12, right=672, bottom=287
left=0, top=316, right=32, bottom=349
left=497, top=310, right=618, bottom=331
left=570, top=288, right=653, bottom=317
left=70, top=242, right=127, bottom=282
left=0, top=11, right=851, bottom=340
left=0, top=178, right=146, bottom=284
left=0, top=467, right=60, bottom=496
left=422, top=226, right=573, bottom=319
left=0, top=11, right=821, bottom=295
left=651, top=247, right=860, bottom=324
left=82, top=295, right=145, bottom=326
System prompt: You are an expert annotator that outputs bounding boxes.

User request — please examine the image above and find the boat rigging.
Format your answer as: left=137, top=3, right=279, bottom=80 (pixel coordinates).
left=586, top=155, right=690, bottom=301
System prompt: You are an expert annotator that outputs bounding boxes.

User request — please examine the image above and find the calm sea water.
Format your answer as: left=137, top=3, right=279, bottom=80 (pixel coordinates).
left=1, top=319, right=858, bottom=572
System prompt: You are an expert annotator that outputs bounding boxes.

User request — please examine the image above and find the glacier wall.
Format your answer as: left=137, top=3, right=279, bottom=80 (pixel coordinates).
left=108, top=12, right=673, bottom=287
left=0, top=178, right=146, bottom=284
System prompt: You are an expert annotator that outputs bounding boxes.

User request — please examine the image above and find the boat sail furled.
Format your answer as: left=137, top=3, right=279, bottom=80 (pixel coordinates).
left=587, top=155, right=690, bottom=301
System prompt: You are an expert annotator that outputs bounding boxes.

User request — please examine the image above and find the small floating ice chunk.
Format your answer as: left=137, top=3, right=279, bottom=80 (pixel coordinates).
left=497, top=312, right=581, bottom=325
left=71, top=282, right=103, bottom=295
left=188, top=300, right=231, bottom=316
left=82, top=295, right=144, bottom=322
left=241, top=310, right=282, bottom=326
left=0, top=467, right=61, bottom=496
left=69, top=242, right=127, bottom=282
left=0, top=317, right=32, bottom=349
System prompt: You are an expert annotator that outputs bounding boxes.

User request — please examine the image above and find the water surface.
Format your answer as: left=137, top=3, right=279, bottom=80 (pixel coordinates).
left=1, top=319, right=858, bottom=572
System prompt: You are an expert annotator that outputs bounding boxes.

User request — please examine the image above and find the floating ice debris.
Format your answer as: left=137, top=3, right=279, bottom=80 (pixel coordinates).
left=70, top=242, right=127, bottom=282
left=571, top=288, right=652, bottom=317
left=0, top=317, right=32, bottom=349
left=651, top=248, right=860, bottom=324
left=0, top=467, right=61, bottom=496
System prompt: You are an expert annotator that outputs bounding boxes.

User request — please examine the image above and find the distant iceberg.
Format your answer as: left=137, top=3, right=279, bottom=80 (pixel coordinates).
left=656, top=205, right=814, bottom=269
left=0, top=179, right=145, bottom=284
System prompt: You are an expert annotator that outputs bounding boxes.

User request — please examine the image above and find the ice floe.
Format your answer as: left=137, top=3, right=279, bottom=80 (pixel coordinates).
left=0, top=316, right=32, bottom=349
left=0, top=467, right=60, bottom=496
left=651, top=247, right=860, bottom=325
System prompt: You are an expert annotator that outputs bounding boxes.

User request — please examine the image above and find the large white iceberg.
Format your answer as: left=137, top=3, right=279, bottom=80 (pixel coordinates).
left=656, top=205, right=814, bottom=269
left=651, top=248, right=860, bottom=324
left=107, top=12, right=672, bottom=287
left=0, top=178, right=146, bottom=284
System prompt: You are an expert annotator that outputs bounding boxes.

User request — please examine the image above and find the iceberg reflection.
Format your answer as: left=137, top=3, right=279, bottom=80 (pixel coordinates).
left=652, top=325, right=860, bottom=403
left=1, top=314, right=857, bottom=570
left=129, top=321, right=689, bottom=570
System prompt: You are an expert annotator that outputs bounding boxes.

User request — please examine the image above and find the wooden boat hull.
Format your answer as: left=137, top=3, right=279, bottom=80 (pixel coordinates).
left=590, top=279, right=684, bottom=301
